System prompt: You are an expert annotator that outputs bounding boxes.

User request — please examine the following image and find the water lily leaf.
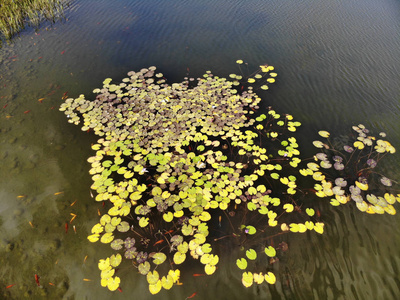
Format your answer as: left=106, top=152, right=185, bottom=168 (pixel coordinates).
left=354, top=141, right=364, bottom=150
left=139, top=217, right=149, bottom=227
left=283, top=203, right=294, bottom=213
left=236, top=258, right=248, bottom=270
left=264, top=272, right=276, bottom=284
left=163, top=212, right=174, bottom=222
left=138, top=261, right=151, bottom=275
left=384, top=205, right=396, bottom=215
left=149, top=280, right=162, bottom=295
left=355, top=181, right=368, bottom=191
left=381, top=177, right=392, bottom=187
left=242, top=272, right=253, bottom=288
left=92, top=223, right=104, bottom=234
left=313, top=141, right=325, bottom=148
left=205, top=264, right=216, bottom=275
left=384, top=193, right=396, bottom=205
left=111, top=239, right=124, bottom=250
left=101, top=267, right=115, bottom=279
left=110, top=253, right=122, bottom=267
left=318, top=131, right=330, bottom=138
left=161, top=275, right=174, bottom=290
left=246, top=249, right=257, bottom=260
left=305, top=208, right=315, bottom=216
left=107, top=276, right=120, bottom=291
left=98, top=258, right=110, bottom=270
left=147, top=270, right=160, bottom=285
left=281, top=223, right=289, bottom=231
left=289, top=223, right=299, bottom=232
left=252, top=272, right=264, bottom=284
left=117, top=221, right=130, bottom=232
left=314, top=222, right=324, bottom=234
left=245, top=225, right=256, bottom=235
left=182, top=224, right=193, bottom=236
left=264, top=246, right=276, bottom=257
left=173, top=252, right=186, bottom=265
left=100, top=233, right=114, bottom=244
left=153, top=252, right=167, bottom=265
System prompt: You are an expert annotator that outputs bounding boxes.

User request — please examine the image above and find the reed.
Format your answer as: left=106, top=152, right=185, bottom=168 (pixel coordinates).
left=0, top=0, right=66, bottom=39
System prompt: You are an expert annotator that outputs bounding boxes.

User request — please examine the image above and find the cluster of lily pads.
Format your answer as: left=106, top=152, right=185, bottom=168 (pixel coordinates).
left=300, top=125, right=398, bottom=214
left=60, top=61, right=399, bottom=294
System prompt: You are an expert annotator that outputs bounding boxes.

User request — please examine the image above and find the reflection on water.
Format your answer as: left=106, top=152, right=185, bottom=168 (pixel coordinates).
left=0, top=0, right=399, bottom=299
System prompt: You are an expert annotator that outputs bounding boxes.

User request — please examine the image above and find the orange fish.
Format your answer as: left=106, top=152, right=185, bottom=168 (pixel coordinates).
left=6, top=284, right=16, bottom=289
left=65, top=222, right=69, bottom=233
left=153, top=240, right=164, bottom=246
left=186, top=292, right=197, bottom=299
left=35, top=274, right=40, bottom=286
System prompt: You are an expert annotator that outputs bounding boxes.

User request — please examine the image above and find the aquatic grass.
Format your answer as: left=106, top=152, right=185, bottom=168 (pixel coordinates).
left=0, top=0, right=66, bottom=40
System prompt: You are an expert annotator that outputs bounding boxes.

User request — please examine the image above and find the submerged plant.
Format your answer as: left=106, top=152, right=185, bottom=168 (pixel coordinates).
left=0, top=0, right=67, bottom=40
left=60, top=62, right=399, bottom=294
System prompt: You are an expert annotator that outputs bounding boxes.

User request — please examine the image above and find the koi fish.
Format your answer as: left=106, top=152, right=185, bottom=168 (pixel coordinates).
left=54, top=192, right=64, bottom=195
left=192, top=274, right=205, bottom=277
left=84, top=255, right=88, bottom=263
left=29, top=221, right=34, bottom=228
left=117, top=287, right=123, bottom=293
left=73, top=225, right=77, bottom=234
left=3, top=104, right=7, bottom=109
left=38, top=98, right=45, bottom=103
left=24, top=110, right=31, bottom=114
left=153, top=240, right=164, bottom=246
left=6, top=284, right=16, bottom=289
left=49, top=282, right=55, bottom=286
left=35, top=274, right=40, bottom=286
left=61, top=51, right=65, bottom=55
left=70, top=213, right=77, bottom=223
left=70, top=200, right=77, bottom=206
left=83, top=278, right=91, bottom=281
left=186, top=292, right=197, bottom=299
left=65, top=222, right=69, bottom=233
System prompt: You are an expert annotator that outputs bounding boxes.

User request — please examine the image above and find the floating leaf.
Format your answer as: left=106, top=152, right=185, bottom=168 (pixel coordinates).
left=110, top=254, right=122, bottom=267
left=205, top=264, right=216, bottom=275
left=283, top=203, right=294, bottom=213
left=173, top=252, right=186, bottom=265
left=318, top=131, right=330, bottom=138
left=264, top=246, right=276, bottom=257
left=245, top=225, right=256, bottom=235
left=138, top=261, right=151, bottom=275
left=107, top=276, right=120, bottom=291
left=236, top=258, right=248, bottom=270
left=242, top=272, right=253, bottom=288
left=305, top=208, right=315, bottom=217
left=264, top=272, right=276, bottom=284
left=149, top=280, right=162, bottom=295
left=147, top=270, right=160, bottom=285
left=246, top=249, right=257, bottom=260
left=153, top=252, right=167, bottom=265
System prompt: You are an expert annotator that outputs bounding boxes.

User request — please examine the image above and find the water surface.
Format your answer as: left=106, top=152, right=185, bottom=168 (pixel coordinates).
left=0, top=0, right=399, bottom=299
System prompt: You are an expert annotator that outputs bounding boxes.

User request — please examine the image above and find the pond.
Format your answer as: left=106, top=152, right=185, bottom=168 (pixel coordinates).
left=0, top=0, right=399, bottom=299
